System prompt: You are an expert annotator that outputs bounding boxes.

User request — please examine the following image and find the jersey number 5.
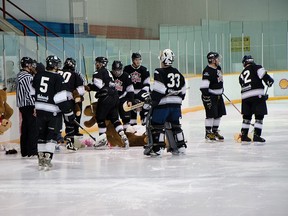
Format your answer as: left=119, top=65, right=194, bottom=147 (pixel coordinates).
left=40, top=77, right=50, bottom=93
left=167, top=73, right=180, bottom=88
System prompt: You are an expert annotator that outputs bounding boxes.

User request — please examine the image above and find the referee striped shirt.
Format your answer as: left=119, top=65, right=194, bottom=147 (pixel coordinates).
left=16, top=70, right=35, bottom=108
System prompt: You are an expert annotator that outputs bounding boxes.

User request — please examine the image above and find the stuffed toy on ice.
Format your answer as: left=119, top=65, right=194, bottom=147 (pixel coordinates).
left=0, top=88, right=13, bottom=135
left=83, top=102, right=147, bottom=147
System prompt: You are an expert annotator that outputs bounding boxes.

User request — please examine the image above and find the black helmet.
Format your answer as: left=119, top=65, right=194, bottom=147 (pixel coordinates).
left=207, top=52, right=220, bottom=63
left=46, top=55, right=62, bottom=70
left=64, top=57, right=76, bottom=70
left=131, top=52, right=141, bottom=60
left=242, top=55, right=254, bottom=67
left=112, top=60, right=123, bottom=71
left=95, top=56, right=108, bottom=67
left=112, top=60, right=123, bottom=77
left=20, top=57, right=34, bottom=68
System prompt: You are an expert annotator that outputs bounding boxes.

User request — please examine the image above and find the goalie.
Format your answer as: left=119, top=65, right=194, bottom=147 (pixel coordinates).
left=144, top=49, right=187, bottom=156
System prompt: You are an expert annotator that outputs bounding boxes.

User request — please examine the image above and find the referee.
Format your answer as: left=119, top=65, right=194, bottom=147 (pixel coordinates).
left=16, top=57, right=38, bottom=157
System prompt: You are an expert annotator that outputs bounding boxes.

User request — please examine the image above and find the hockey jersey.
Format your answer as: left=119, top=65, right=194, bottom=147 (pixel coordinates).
left=200, top=65, right=224, bottom=96
left=32, top=70, right=72, bottom=116
left=112, top=72, right=134, bottom=102
left=123, top=64, right=150, bottom=94
left=239, top=64, right=266, bottom=99
left=58, top=68, right=85, bottom=100
left=89, top=67, right=116, bottom=98
left=151, top=66, right=186, bottom=107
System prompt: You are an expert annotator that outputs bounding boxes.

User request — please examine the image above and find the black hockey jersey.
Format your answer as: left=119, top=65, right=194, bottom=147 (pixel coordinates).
left=200, top=65, right=224, bottom=96
left=123, top=64, right=150, bottom=94
left=112, top=72, right=134, bottom=102
left=89, top=67, right=116, bottom=98
left=151, top=66, right=186, bottom=107
left=239, top=64, right=266, bottom=99
left=32, top=70, right=72, bottom=116
left=58, top=68, right=85, bottom=99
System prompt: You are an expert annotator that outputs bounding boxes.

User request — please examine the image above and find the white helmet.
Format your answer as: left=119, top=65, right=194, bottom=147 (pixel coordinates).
left=160, top=49, right=175, bottom=66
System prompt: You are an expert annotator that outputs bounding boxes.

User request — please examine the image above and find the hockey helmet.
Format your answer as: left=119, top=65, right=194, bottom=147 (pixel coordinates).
left=64, top=57, right=76, bottom=70
left=159, top=49, right=175, bottom=66
left=111, top=60, right=123, bottom=77
left=95, top=56, right=108, bottom=67
left=207, top=52, right=220, bottom=63
left=131, top=52, right=141, bottom=60
left=20, top=57, right=34, bottom=68
left=46, top=55, right=62, bottom=70
left=242, top=55, right=254, bottom=67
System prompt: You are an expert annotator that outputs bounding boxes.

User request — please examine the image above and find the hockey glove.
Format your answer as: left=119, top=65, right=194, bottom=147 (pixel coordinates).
left=64, top=110, right=76, bottom=124
left=202, top=95, right=212, bottom=109
left=143, top=97, right=157, bottom=110
left=263, top=74, right=274, bottom=87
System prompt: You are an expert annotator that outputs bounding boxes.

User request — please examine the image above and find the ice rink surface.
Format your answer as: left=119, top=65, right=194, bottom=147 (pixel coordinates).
left=0, top=100, right=287, bottom=216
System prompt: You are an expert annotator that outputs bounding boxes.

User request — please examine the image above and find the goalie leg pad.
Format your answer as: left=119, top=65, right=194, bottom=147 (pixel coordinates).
left=171, top=124, right=187, bottom=149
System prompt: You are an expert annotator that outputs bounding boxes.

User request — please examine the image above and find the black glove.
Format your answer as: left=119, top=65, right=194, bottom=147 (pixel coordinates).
left=64, top=110, right=76, bottom=124
left=263, top=94, right=269, bottom=101
left=202, top=95, right=212, bottom=109
left=263, top=74, right=274, bottom=87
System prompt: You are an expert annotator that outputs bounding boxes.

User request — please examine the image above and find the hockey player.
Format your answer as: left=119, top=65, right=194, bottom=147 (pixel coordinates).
left=58, top=58, right=85, bottom=151
left=144, top=49, right=187, bottom=156
left=86, top=57, right=129, bottom=148
left=111, top=60, right=134, bottom=130
left=239, top=55, right=274, bottom=142
left=32, top=55, right=76, bottom=170
left=123, top=53, right=150, bottom=125
left=200, top=52, right=226, bottom=142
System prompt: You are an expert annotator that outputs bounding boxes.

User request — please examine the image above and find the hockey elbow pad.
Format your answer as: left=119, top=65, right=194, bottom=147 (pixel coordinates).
left=64, top=110, right=76, bottom=124
left=263, top=73, right=274, bottom=87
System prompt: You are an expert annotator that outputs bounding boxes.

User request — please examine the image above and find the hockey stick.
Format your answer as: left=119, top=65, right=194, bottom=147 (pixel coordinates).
left=123, top=87, right=190, bottom=112
left=74, top=120, right=96, bottom=141
left=82, top=44, right=93, bottom=113
left=222, top=93, right=241, bottom=114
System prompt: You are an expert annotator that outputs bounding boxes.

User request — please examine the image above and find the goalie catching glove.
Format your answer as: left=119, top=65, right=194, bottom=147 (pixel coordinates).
left=64, top=110, right=76, bottom=124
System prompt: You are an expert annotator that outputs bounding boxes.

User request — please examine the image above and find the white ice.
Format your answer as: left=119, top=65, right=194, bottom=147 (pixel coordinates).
left=0, top=100, right=288, bottom=216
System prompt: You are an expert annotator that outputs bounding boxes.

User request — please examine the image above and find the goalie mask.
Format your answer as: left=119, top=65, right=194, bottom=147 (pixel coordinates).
left=46, top=55, right=62, bottom=70
left=20, top=57, right=34, bottom=68
left=112, top=60, right=123, bottom=77
left=242, top=55, right=255, bottom=67
left=159, top=49, right=175, bottom=66
left=64, top=58, right=76, bottom=70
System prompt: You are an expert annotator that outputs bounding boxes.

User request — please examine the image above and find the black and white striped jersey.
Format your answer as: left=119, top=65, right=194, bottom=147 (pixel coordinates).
left=239, top=64, right=266, bottom=100
left=200, top=65, right=224, bottom=96
left=123, top=64, right=150, bottom=95
left=16, top=70, right=35, bottom=108
left=151, top=66, right=186, bottom=107
left=32, top=70, right=71, bottom=116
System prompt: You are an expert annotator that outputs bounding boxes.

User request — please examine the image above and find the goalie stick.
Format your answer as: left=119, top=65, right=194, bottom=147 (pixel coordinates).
left=123, top=87, right=190, bottom=112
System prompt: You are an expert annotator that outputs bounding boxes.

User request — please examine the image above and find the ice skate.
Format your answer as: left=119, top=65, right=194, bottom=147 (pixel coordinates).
left=241, top=134, right=252, bottom=144
left=119, top=131, right=129, bottom=149
left=66, top=138, right=78, bottom=152
left=94, top=133, right=109, bottom=149
left=205, top=131, right=216, bottom=142
left=43, top=153, right=53, bottom=171
left=253, top=134, right=266, bottom=143
left=213, top=131, right=224, bottom=142
left=38, top=152, right=45, bottom=171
